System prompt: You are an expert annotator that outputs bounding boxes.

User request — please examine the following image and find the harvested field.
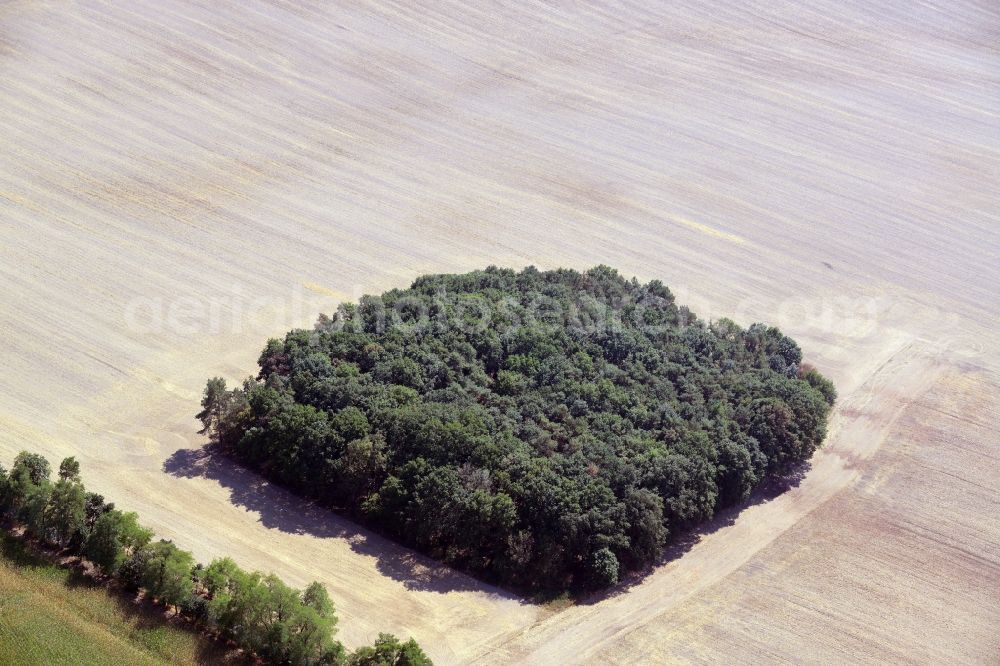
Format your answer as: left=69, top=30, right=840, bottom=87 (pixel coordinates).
left=1, top=1, right=998, bottom=663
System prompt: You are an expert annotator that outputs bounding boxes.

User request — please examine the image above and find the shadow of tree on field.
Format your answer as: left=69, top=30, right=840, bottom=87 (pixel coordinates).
left=572, top=461, right=812, bottom=606
left=165, top=445, right=812, bottom=605
left=163, top=445, right=522, bottom=601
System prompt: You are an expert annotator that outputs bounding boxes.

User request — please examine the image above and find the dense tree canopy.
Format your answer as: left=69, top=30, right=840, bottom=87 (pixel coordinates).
left=202, top=266, right=835, bottom=591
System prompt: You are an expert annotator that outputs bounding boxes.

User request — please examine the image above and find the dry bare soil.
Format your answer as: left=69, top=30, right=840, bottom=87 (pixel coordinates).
left=1, top=1, right=998, bottom=663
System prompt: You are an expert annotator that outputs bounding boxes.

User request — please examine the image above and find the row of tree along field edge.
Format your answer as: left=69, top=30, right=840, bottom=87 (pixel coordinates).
left=0, top=451, right=432, bottom=666
left=200, top=265, right=837, bottom=592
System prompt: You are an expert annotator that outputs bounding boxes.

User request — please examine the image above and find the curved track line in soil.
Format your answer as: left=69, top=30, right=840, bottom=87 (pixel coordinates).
left=469, top=337, right=940, bottom=664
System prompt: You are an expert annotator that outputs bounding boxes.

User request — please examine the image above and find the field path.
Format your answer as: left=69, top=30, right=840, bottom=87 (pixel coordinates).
left=470, top=337, right=942, bottom=663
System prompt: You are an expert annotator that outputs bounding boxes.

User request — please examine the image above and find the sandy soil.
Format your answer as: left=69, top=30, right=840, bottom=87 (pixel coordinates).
left=1, top=1, right=997, bottom=663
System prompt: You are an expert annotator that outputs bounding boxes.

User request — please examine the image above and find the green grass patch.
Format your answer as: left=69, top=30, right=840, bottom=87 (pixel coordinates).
left=0, top=533, right=231, bottom=665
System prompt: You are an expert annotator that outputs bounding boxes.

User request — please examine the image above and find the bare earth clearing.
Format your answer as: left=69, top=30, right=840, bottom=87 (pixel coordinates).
left=1, top=1, right=998, bottom=663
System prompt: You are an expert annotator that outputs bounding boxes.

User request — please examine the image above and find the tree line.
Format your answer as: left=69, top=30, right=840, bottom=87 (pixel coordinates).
left=0, top=450, right=431, bottom=666
left=200, top=266, right=837, bottom=592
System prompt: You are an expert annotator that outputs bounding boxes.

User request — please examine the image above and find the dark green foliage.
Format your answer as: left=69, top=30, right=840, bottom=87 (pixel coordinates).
left=714, top=437, right=762, bottom=507
left=204, top=266, right=835, bottom=591
left=622, top=488, right=667, bottom=567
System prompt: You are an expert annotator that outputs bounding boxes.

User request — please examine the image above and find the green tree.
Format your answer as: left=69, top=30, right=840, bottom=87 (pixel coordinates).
left=84, top=492, right=113, bottom=530
left=141, top=540, right=195, bottom=611
left=12, top=451, right=50, bottom=486
left=58, top=456, right=81, bottom=481
left=348, top=633, right=433, bottom=666
left=85, top=511, right=125, bottom=575
left=281, top=603, right=343, bottom=666
left=715, top=438, right=760, bottom=507
left=202, top=559, right=268, bottom=645
left=42, top=477, right=86, bottom=547
left=257, top=574, right=303, bottom=662
left=336, top=433, right=388, bottom=503
left=18, top=483, right=51, bottom=537
left=0, top=465, right=8, bottom=513
left=198, top=377, right=252, bottom=448
left=302, top=581, right=335, bottom=619
left=623, top=487, right=667, bottom=566
left=4, top=452, right=52, bottom=521
left=745, top=397, right=800, bottom=474
left=85, top=510, right=152, bottom=575
left=586, top=547, right=620, bottom=588
left=197, top=377, right=229, bottom=433
left=2, top=449, right=420, bottom=664
left=200, top=556, right=243, bottom=595
left=201, top=559, right=345, bottom=664
left=330, top=406, right=370, bottom=443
